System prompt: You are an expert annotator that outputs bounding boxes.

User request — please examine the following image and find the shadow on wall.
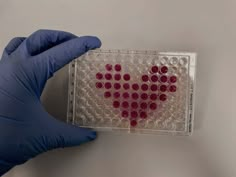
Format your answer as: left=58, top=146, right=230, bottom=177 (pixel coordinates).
left=41, top=65, right=69, bottom=122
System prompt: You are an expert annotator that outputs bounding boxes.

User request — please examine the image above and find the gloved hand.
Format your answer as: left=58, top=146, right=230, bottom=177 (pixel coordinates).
left=0, top=29, right=101, bottom=175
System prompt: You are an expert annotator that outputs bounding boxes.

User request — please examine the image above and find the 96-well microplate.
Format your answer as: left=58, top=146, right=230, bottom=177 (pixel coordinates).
left=67, top=50, right=196, bottom=135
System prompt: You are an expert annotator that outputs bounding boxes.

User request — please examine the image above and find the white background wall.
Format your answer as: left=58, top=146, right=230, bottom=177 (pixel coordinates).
left=0, top=0, right=235, bottom=177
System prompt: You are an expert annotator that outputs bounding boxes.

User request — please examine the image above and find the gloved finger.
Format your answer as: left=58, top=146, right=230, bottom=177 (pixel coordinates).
left=4, top=37, right=26, bottom=55
left=28, top=36, right=101, bottom=97
left=46, top=119, right=97, bottom=149
left=0, top=162, right=12, bottom=176
left=35, top=35, right=101, bottom=76
left=24, top=29, right=78, bottom=56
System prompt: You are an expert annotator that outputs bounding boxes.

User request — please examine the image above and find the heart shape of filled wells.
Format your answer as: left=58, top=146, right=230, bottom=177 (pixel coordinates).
left=95, top=64, right=177, bottom=127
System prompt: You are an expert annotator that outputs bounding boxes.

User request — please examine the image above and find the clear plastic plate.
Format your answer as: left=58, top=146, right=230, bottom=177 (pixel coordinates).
left=67, top=49, right=196, bottom=135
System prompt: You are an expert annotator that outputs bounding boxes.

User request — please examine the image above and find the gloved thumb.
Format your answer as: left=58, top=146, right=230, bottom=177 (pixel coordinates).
left=45, top=117, right=97, bottom=150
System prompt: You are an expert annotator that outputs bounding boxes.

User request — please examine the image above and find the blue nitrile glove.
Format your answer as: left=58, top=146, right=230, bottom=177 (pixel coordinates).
left=0, top=29, right=101, bottom=175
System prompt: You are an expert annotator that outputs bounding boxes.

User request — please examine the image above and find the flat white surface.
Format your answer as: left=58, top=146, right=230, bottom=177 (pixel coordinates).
left=0, top=0, right=235, bottom=177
